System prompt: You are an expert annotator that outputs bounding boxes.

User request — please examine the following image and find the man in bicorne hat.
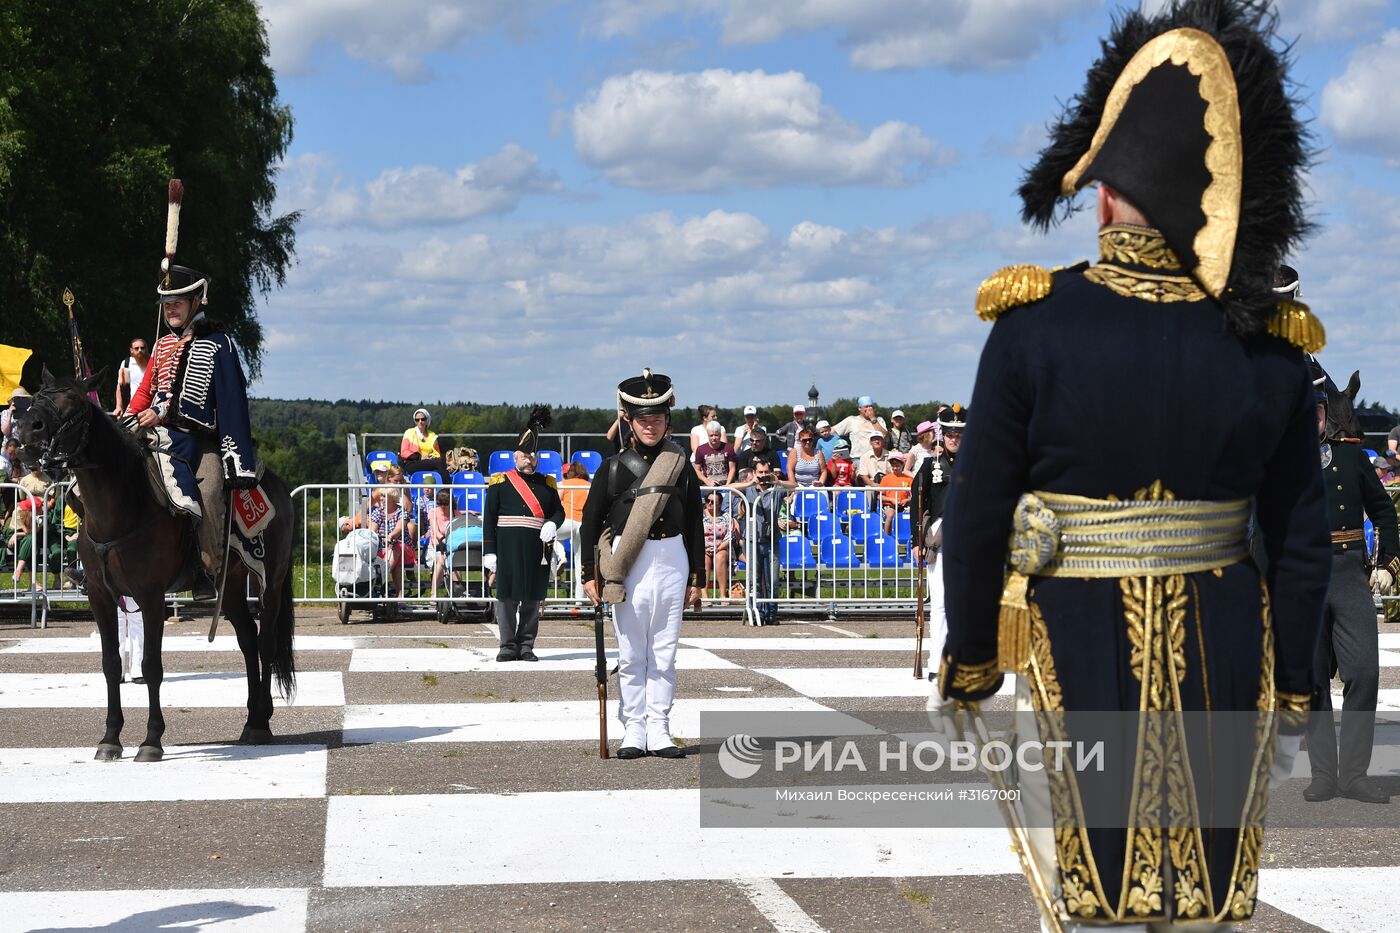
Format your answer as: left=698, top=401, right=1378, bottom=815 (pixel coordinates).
left=909, top=402, right=965, bottom=670
left=127, top=180, right=258, bottom=600
left=579, top=369, right=705, bottom=758
left=483, top=406, right=564, bottom=662
left=934, top=2, right=1330, bottom=928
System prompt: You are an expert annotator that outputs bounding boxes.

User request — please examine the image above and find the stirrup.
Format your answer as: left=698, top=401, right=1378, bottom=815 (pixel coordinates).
left=191, top=573, right=218, bottom=602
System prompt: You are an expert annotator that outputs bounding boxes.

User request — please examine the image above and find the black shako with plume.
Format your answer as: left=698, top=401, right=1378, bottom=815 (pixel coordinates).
left=1017, top=0, right=1313, bottom=336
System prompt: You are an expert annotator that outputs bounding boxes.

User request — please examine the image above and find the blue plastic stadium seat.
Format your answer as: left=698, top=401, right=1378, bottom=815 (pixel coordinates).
left=464, top=487, right=485, bottom=514
left=848, top=511, right=882, bottom=544
left=791, top=489, right=830, bottom=520
left=819, top=535, right=859, bottom=568
left=865, top=534, right=904, bottom=567
left=571, top=450, right=603, bottom=476
left=409, top=470, right=444, bottom=487
left=488, top=450, right=515, bottom=474
left=780, top=535, right=816, bottom=569
left=366, top=450, right=398, bottom=470
left=451, top=487, right=469, bottom=512
left=804, top=513, right=838, bottom=542
left=537, top=449, right=564, bottom=479
left=834, top=489, right=868, bottom=522
left=452, top=470, right=485, bottom=486
left=893, top=511, right=912, bottom=544
left=778, top=450, right=789, bottom=474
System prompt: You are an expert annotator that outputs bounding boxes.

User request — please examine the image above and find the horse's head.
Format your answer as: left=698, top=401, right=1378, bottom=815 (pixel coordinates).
left=13, top=365, right=105, bottom=473
left=1310, top=358, right=1364, bottom=442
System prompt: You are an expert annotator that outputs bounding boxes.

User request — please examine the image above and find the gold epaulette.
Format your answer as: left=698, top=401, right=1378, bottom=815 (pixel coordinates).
left=1267, top=299, right=1325, bottom=353
left=487, top=473, right=506, bottom=486
left=975, top=264, right=1054, bottom=321
left=543, top=474, right=557, bottom=490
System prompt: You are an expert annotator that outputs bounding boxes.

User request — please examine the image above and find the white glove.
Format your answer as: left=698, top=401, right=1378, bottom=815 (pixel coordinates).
left=1269, top=733, right=1302, bottom=790
left=1370, top=568, right=1394, bottom=592
left=539, top=521, right=558, bottom=543
left=482, top=553, right=497, bottom=573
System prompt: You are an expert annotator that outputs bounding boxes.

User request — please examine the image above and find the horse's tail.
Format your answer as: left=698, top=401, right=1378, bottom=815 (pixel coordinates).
left=271, top=562, right=297, bottom=701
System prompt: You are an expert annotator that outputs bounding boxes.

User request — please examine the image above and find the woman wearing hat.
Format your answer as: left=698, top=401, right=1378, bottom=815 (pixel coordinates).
left=399, top=408, right=451, bottom=479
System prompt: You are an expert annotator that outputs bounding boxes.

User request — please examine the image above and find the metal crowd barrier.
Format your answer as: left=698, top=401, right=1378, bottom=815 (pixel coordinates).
left=1, top=480, right=83, bottom=628
left=292, top=481, right=925, bottom=625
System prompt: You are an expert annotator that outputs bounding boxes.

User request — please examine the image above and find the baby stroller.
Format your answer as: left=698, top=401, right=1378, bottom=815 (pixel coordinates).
left=436, top=512, right=493, bottom=624
left=333, top=528, right=385, bottom=624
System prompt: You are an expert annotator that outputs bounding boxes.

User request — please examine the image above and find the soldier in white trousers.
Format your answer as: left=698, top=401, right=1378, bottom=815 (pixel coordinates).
left=909, top=404, right=965, bottom=672
left=581, top=370, right=706, bottom=759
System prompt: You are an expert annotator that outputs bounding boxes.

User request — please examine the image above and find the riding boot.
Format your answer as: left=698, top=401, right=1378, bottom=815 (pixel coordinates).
left=195, top=448, right=227, bottom=601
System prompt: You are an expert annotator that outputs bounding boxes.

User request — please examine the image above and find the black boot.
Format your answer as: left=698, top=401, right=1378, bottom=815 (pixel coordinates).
left=616, top=745, right=646, bottom=760
left=1340, top=777, right=1390, bottom=804
left=1303, top=776, right=1337, bottom=802
left=191, top=572, right=218, bottom=602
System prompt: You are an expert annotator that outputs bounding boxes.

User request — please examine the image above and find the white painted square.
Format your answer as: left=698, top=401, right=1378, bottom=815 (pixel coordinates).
left=323, top=789, right=1020, bottom=887
left=0, top=888, right=308, bottom=932
left=755, top=667, right=1014, bottom=698
left=340, top=697, right=863, bottom=745
left=0, top=634, right=359, bottom=653
left=1260, top=866, right=1400, bottom=932
left=681, top=637, right=918, bottom=652
left=0, top=671, right=344, bottom=708
left=0, top=744, right=328, bottom=802
left=348, top=646, right=739, bottom=672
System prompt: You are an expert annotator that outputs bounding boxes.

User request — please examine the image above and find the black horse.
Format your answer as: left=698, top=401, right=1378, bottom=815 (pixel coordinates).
left=15, top=368, right=295, bottom=761
left=1320, top=365, right=1365, bottom=442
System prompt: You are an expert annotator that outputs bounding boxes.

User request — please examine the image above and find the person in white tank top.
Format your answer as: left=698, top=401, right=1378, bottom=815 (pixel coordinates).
left=113, top=337, right=150, bottom=416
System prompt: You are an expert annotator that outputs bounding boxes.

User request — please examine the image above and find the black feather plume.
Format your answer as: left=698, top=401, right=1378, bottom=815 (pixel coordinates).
left=527, top=404, right=552, bottom=431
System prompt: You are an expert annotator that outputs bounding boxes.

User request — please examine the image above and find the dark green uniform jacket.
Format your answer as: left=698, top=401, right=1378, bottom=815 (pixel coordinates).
left=482, top=469, right=565, bottom=602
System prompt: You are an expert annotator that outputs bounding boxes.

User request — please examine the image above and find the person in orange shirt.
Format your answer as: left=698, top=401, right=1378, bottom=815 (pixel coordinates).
left=556, top=461, right=592, bottom=595
left=878, top=451, right=913, bottom=534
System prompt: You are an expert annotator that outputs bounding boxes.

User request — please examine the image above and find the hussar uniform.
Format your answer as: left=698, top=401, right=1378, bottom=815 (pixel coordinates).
left=482, top=407, right=564, bottom=662
left=936, top=3, right=1330, bottom=929
left=579, top=370, right=705, bottom=758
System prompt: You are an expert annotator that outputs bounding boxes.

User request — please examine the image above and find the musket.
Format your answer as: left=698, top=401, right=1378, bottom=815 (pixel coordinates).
left=962, top=702, right=1065, bottom=933
left=913, top=553, right=926, bottom=679
left=592, top=547, right=609, bottom=759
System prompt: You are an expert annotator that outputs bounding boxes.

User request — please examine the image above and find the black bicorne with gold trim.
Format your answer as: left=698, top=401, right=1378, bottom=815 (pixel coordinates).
left=1019, top=0, right=1311, bottom=333
left=515, top=405, right=552, bottom=455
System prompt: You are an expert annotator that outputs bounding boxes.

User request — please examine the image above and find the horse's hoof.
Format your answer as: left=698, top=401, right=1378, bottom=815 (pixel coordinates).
left=240, top=727, right=274, bottom=745
left=134, top=745, right=164, bottom=763
left=94, top=743, right=123, bottom=761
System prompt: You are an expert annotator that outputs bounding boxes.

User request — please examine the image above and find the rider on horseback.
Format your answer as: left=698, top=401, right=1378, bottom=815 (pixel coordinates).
left=125, top=180, right=258, bottom=601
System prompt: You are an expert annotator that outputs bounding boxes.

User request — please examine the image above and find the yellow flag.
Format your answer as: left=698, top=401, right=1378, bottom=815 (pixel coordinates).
left=0, top=344, right=33, bottom=404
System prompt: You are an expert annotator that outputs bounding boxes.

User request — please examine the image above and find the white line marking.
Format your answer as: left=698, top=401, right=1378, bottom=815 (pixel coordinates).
left=322, top=789, right=1019, bottom=887
left=342, top=697, right=864, bottom=744
left=1260, top=866, right=1400, bottom=932
left=735, top=877, right=827, bottom=933
left=349, top=647, right=738, bottom=672
left=816, top=624, right=862, bottom=638
left=754, top=667, right=946, bottom=699
left=680, top=637, right=918, bottom=652
left=1, top=635, right=358, bottom=653
left=715, top=686, right=755, bottom=692
left=0, top=888, right=309, bottom=933
left=0, top=745, right=328, bottom=802
left=0, top=671, right=344, bottom=708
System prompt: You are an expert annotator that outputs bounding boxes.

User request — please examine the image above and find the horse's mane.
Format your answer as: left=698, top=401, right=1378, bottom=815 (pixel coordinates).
left=43, top=377, right=147, bottom=464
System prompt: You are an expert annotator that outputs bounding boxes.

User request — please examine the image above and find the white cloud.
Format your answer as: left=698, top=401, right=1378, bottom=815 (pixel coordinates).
left=588, top=0, right=1097, bottom=70
left=259, top=0, right=558, bottom=80
left=1139, top=0, right=1390, bottom=41
left=1321, top=30, right=1400, bottom=167
left=570, top=68, right=952, bottom=191
left=274, top=145, right=563, bottom=229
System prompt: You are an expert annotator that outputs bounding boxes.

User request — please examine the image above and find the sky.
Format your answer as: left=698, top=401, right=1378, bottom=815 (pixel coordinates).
left=253, top=0, right=1400, bottom=410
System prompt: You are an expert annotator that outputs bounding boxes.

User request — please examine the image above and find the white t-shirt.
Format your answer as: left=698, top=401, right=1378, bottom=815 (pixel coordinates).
left=831, top=414, right=888, bottom=461
left=122, top=356, right=147, bottom=397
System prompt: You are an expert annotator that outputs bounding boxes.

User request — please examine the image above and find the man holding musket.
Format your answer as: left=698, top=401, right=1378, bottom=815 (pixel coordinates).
left=483, top=406, right=564, bottom=662
left=909, top=402, right=965, bottom=669
left=935, top=1, right=1330, bottom=927
left=580, top=369, right=706, bottom=759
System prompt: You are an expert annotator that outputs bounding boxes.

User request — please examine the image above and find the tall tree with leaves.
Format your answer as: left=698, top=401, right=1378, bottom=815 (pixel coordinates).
left=0, top=0, right=296, bottom=387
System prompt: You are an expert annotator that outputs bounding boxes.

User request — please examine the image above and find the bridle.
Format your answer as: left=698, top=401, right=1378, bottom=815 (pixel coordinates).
left=25, top=387, right=92, bottom=475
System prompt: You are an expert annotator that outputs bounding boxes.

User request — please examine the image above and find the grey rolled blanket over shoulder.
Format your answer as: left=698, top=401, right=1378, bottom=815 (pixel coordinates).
left=597, top=442, right=686, bottom=603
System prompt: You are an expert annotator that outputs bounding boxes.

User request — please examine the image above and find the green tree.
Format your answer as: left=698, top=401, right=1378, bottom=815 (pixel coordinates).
left=0, top=0, right=296, bottom=387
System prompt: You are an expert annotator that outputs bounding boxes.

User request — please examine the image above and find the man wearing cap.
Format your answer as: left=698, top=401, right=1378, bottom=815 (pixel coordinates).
left=887, top=410, right=912, bottom=454
left=831, top=396, right=888, bottom=462
left=580, top=370, right=706, bottom=758
left=855, top=433, right=892, bottom=487
left=733, top=405, right=760, bottom=453
left=934, top=2, right=1330, bottom=926
left=910, top=404, right=964, bottom=666
left=483, top=406, right=564, bottom=662
left=1305, top=358, right=1400, bottom=805
left=1374, top=455, right=1397, bottom=486
left=776, top=404, right=810, bottom=451
left=128, top=181, right=257, bottom=601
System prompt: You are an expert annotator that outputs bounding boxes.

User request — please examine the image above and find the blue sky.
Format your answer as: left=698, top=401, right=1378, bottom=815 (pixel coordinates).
left=255, top=0, right=1400, bottom=411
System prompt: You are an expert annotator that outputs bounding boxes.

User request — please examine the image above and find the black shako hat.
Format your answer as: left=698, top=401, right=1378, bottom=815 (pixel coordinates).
left=938, top=403, right=968, bottom=431
left=617, top=368, right=676, bottom=418
left=514, top=405, right=551, bottom=455
left=1018, top=0, right=1312, bottom=334
left=156, top=179, right=210, bottom=305
left=1272, top=263, right=1300, bottom=298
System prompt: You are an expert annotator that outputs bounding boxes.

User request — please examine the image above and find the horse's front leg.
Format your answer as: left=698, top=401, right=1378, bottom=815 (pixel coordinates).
left=90, top=585, right=124, bottom=760
left=133, top=591, right=168, bottom=762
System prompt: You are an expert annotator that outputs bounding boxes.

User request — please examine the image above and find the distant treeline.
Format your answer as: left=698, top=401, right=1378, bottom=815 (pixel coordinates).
left=249, top=396, right=952, bottom=491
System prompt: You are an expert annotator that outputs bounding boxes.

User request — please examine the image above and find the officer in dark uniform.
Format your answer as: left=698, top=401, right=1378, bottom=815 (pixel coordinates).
left=909, top=403, right=965, bottom=668
left=483, top=406, right=564, bottom=662
left=1305, top=358, right=1400, bottom=803
left=934, top=2, right=1330, bottom=927
left=579, top=370, right=705, bottom=758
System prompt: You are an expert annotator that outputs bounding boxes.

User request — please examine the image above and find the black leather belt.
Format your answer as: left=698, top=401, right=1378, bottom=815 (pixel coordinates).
left=624, top=485, right=683, bottom=500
